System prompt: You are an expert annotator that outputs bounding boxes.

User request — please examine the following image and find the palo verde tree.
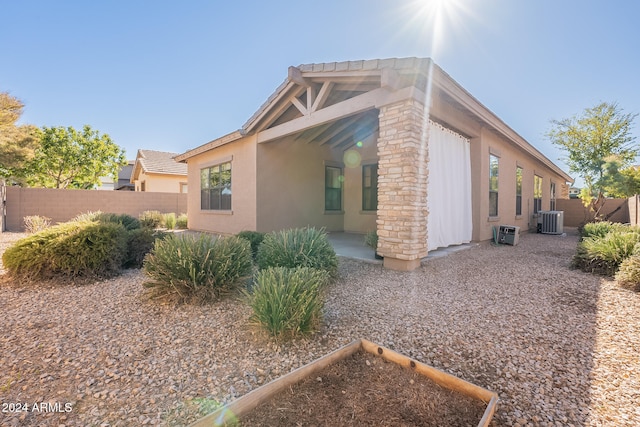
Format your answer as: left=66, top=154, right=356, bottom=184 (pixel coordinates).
left=0, top=92, right=40, bottom=184
left=26, top=125, right=126, bottom=189
left=547, top=101, right=639, bottom=216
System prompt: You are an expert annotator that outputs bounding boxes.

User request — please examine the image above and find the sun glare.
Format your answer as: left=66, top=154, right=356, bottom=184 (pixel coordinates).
left=407, top=0, right=471, bottom=59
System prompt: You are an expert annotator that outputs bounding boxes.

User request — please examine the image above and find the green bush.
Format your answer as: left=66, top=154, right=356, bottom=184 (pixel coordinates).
left=23, top=215, right=52, bottom=234
left=143, top=234, right=253, bottom=302
left=256, top=227, right=338, bottom=277
left=70, top=211, right=141, bottom=230
left=580, top=221, right=629, bottom=240
left=573, top=230, right=640, bottom=276
left=3, top=220, right=128, bottom=280
left=615, top=253, right=640, bottom=292
left=246, top=266, right=329, bottom=337
left=163, top=213, right=176, bottom=230
left=125, top=228, right=167, bottom=268
left=176, top=213, right=188, bottom=229
left=364, top=230, right=378, bottom=250
left=139, top=210, right=163, bottom=228
left=236, top=230, right=266, bottom=259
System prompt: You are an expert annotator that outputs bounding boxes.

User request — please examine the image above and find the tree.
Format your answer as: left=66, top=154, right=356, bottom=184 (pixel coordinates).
left=0, top=92, right=40, bottom=184
left=26, top=125, right=126, bottom=189
left=547, top=101, right=639, bottom=213
left=598, top=156, right=640, bottom=198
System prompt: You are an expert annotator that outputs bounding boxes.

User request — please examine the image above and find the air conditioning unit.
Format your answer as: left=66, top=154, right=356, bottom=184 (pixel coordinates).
left=537, top=211, right=564, bottom=234
left=498, top=225, right=520, bottom=245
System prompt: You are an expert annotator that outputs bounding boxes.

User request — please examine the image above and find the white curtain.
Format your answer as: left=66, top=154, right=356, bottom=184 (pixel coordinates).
left=427, top=121, right=472, bottom=251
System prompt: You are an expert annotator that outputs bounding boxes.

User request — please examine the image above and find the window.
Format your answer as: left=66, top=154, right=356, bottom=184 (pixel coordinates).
left=489, top=154, right=499, bottom=217
left=362, top=164, right=378, bottom=211
left=534, top=175, right=543, bottom=214
left=516, top=167, right=523, bottom=216
left=180, top=182, right=188, bottom=194
left=140, top=181, right=146, bottom=192
left=325, top=165, right=342, bottom=211
left=201, top=162, right=231, bottom=210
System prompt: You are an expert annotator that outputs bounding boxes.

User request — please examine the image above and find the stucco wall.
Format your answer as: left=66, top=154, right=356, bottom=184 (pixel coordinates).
left=134, top=172, right=187, bottom=193
left=185, top=135, right=257, bottom=235
left=343, top=132, right=378, bottom=234
left=256, top=134, right=344, bottom=232
left=4, top=187, right=186, bottom=231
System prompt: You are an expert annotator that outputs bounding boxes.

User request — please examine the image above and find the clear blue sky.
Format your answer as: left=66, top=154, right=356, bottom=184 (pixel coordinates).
left=2, top=0, right=639, bottom=186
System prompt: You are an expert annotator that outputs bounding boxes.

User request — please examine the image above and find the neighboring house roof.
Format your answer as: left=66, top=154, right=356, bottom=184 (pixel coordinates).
left=131, top=149, right=188, bottom=183
left=175, top=57, right=572, bottom=183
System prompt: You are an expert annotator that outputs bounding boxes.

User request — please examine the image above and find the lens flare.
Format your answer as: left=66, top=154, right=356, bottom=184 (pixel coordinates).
left=343, top=149, right=362, bottom=168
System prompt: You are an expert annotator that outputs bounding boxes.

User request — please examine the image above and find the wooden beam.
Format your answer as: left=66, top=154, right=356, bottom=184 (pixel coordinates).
left=288, top=66, right=311, bottom=87
left=254, top=85, right=307, bottom=132
left=306, top=86, right=315, bottom=111
left=296, top=123, right=333, bottom=143
left=290, top=96, right=308, bottom=116
left=258, top=86, right=402, bottom=143
left=311, top=81, right=334, bottom=112
left=316, top=119, right=359, bottom=146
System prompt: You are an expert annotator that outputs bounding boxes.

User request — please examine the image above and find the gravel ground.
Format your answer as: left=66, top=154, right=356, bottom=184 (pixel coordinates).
left=0, top=229, right=639, bottom=426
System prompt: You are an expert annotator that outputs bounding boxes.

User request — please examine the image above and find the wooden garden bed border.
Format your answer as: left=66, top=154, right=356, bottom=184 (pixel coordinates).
left=190, top=338, right=498, bottom=427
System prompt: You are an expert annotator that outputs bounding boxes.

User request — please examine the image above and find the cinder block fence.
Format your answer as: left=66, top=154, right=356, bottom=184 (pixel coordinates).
left=3, top=187, right=187, bottom=231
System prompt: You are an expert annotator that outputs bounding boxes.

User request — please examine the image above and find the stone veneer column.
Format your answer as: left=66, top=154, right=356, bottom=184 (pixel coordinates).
left=376, top=98, right=429, bottom=271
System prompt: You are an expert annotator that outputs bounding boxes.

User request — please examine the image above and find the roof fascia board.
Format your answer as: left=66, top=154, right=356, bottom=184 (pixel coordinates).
left=257, top=85, right=420, bottom=144
left=175, top=130, right=244, bottom=162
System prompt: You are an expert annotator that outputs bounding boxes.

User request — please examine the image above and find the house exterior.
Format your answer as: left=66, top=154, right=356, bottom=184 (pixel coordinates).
left=95, top=161, right=134, bottom=190
left=131, top=149, right=188, bottom=193
left=176, top=58, right=572, bottom=271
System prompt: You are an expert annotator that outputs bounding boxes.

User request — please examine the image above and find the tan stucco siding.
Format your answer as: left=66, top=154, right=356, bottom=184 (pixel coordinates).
left=134, top=172, right=187, bottom=193
left=256, top=135, right=346, bottom=233
left=472, top=127, right=569, bottom=242
left=186, top=135, right=257, bottom=235
left=343, top=133, right=378, bottom=234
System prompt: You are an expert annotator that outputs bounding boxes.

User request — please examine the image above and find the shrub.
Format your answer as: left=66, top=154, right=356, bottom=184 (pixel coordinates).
left=139, top=210, right=163, bottom=228
left=364, top=230, right=378, bottom=250
left=23, top=215, right=52, bottom=234
left=246, top=266, right=329, bottom=337
left=3, top=220, right=128, bottom=280
left=615, top=253, right=640, bottom=292
left=143, top=234, right=253, bottom=302
left=125, top=228, right=167, bottom=268
left=256, top=227, right=338, bottom=277
left=176, top=213, right=188, bottom=229
left=163, top=213, right=176, bottom=230
left=237, top=230, right=266, bottom=259
left=573, top=230, right=640, bottom=276
left=580, top=221, right=629, bottom=240
left=96, top=213, right=141, bottom=230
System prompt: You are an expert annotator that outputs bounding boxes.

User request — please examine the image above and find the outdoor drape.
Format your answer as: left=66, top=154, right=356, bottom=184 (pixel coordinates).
left=427, top=121, right=472, bottom=251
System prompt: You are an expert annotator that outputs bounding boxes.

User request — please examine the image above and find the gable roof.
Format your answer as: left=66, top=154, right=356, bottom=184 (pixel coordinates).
left=175, top=57, right=572, bottom=183
left=131, top=149, right=187, bottom=182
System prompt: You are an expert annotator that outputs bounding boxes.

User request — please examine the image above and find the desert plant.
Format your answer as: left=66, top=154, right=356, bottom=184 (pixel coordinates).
left=125, top=228, right=167, bottom=268
left=139, top=210, right=163, bottom=228
left=256, top=227, right=338, bottom=277
left=580, top=221, right=629, bottom=240
left=615, top=252, right=640, bottom=292
left=237, top=230, right=266, bottom=259
left=23, top=215, right=52, bottom=234
left=163, top=212, right=177, bottom=230
left=3, top=220, right=128, bottom=280
left=573, top=230, right=640, bottom=275
left=246, top=266, right=329, bottom=337
left=143, top=234, right=252, bottom=302
left=96, top=212, right=141, bottom=230
left=176, top=213, right=188, bottom=229
left=364, top=230, right=378, bottom=250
